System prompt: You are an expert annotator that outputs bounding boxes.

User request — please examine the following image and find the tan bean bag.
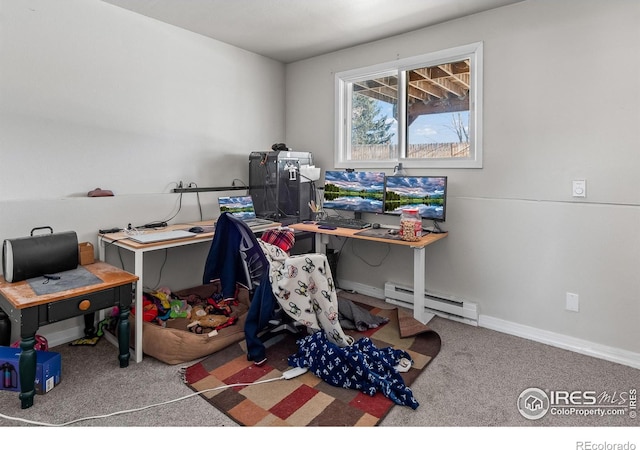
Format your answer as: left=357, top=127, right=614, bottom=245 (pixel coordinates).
left=128, top=282, right=250, bottom=365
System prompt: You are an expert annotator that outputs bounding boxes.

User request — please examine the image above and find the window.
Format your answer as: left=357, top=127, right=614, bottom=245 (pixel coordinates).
left=335, top=42, right=483, bottom=169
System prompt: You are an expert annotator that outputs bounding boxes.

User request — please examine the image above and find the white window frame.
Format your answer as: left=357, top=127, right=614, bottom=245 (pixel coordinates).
left=334, top=42, right=483, bottom=169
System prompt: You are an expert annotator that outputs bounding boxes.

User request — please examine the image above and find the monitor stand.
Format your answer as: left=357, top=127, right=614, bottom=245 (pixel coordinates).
left=423, top=220, right=446, bottom=234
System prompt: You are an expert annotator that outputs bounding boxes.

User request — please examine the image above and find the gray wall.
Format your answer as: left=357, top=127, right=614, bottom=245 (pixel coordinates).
left=1, top=0, right=638, bottom=367
left=0, top=0, right=285, bottom=341
left=284, top=0, right=640, bottom=363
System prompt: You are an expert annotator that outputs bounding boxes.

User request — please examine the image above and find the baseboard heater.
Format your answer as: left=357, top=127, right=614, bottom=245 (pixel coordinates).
left=384, top=281, right=478, bottom=326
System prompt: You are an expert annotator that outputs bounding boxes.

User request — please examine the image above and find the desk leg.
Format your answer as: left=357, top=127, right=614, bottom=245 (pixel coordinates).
left=98, top=237, right=106, bottom=261
left=117, top=302, right=130, bottom=368
left=315, top=233, right=327, bottom=253
left=18, top=337, right=36, bottom=409
left=134, top=250, right=144, bottom=363
left=96, top=238, right=108, bottom=324
left=413, top=246, right=435, bottom=324
left=17, top=310, right=38, bottom=409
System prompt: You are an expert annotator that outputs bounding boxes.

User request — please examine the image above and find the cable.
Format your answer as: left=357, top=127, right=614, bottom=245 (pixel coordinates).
left=324, top=238, right=348, bottom=289
left=127, top=181, right=186, bottom=228
left=98, top=238, right=129, bottom=270
left=186, top=182, right=203, bottom=221
left=165, top=191, right=184, bottom=223
left=145, top=248, right=169, bottom=291
left=231, top=178, right=247, bottom=188
left=116, top=246, right=126, bottom=270
left=351, top=239, right=391, bottom=268
left=0, top=373, right=289, bottom=427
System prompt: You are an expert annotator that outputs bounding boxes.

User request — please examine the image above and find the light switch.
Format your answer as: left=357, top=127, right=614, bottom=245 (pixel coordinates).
left=572, top=180, right=586, bottom=198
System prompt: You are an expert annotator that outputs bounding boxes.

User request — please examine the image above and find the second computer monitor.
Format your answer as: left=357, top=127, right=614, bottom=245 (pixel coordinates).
left=384, top=175, right=447, bottom=222
left=323, top=170, right=386, bottom=215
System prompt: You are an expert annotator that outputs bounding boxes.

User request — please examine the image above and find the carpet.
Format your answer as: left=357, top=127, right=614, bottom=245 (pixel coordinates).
left=183, top=297, right=441, bottom=426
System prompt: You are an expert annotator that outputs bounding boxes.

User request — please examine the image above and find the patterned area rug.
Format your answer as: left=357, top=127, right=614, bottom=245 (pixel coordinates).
left=183, top=298, right=441, bottom=426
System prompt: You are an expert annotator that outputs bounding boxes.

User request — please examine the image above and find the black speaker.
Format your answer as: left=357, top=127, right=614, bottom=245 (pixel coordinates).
left=2, top=227, right=79, bottom=283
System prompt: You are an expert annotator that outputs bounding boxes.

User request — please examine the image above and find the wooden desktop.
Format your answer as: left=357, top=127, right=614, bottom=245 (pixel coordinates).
left=289, top=222, right=448, bottom=324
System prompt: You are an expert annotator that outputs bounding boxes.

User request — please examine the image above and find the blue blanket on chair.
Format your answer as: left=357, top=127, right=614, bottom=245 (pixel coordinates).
left=203, top=212, right=276, bottom=363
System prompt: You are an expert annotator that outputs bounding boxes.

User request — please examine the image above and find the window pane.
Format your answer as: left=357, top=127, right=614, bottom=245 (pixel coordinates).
left=336, top=42, right=482, bottom=168
left=351, top=75, right=398, bottom=160
left=406, top=59, right=471, bottom=159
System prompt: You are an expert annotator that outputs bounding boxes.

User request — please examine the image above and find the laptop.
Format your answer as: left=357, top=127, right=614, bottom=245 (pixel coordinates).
left=218, top=195, right=278, bottom=230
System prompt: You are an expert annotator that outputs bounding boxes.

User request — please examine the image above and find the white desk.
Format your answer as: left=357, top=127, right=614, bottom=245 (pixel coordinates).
left=97, top=220, right=281, bottom=363
left=289, top=223, right=448, bottom=324
left=97, top=221, right=215, bottom=363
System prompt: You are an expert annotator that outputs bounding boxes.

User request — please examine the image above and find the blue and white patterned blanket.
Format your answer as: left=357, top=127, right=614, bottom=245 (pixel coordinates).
left=288, top=330, right=418, bottom=409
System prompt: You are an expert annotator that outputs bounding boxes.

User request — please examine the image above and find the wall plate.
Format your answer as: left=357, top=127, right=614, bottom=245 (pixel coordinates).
left=572, top=180, right=586, bottom=198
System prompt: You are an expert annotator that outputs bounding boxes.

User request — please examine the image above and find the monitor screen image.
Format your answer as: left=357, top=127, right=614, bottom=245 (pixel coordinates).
left=384, top=176, right=447, bottom=222
left=218, top=195, right=258, bottom=220
left=323, top=170, right=386, bottom=214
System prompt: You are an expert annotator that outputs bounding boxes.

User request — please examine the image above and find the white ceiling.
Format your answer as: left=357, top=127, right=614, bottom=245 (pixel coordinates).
left=101, top=0, right=523, bottom=63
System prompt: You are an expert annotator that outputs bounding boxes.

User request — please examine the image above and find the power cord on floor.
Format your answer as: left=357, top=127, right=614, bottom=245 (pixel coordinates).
left=0, top=368, right=307, bottom=427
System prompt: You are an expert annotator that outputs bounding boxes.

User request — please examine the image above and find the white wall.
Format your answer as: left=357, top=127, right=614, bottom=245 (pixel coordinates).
left=285, top=0, right=640, bottom=362
left=2, top=0, right=638, bottom=367
left=0, top=0, right=285, bottom=341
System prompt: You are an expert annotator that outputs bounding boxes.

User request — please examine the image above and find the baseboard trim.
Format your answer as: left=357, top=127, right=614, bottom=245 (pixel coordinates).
left=479, top=315, right=640, bottom=370
left=337, top=280, right=385, bottom=299
left=338, top=279, right=640, bottom=370
left=46, top=281, right=638, bottom=370
left=43, top=325, right=85, bottom=348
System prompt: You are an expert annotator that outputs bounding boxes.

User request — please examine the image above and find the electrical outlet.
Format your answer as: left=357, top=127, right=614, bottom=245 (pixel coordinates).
left=572, top=180, right=586, bottom=198
left=566, top=292, right=579, bottom=312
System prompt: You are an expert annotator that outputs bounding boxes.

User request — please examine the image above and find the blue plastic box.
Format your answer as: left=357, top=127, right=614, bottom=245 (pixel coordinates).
left=0, top=346, right=61, bottom=394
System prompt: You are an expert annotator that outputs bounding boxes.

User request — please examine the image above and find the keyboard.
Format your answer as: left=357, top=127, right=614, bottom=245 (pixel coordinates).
left=244, top=218, right=276, bottom=226
left=316, top=217, right=372, bottom=230
left=128, top=230, right=196, bottom=244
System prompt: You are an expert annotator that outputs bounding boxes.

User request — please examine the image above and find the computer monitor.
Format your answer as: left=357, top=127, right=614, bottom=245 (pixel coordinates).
left=323, top=170, right=386, bottom=216
left=384, top=175, right=447, bottom=222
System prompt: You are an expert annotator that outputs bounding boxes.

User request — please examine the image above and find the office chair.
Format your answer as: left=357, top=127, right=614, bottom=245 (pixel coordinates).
left=203, top=212, right=301, bottom=365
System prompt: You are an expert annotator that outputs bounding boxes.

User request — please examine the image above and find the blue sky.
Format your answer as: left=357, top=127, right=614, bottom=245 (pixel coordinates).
left=379, top=102, right=468, bottom=145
